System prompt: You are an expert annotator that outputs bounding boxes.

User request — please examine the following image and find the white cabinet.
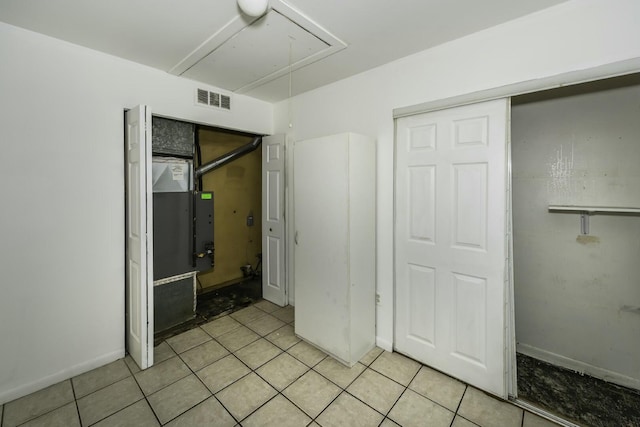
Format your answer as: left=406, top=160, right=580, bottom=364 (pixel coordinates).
left=293, top=132, right=376, bottom=366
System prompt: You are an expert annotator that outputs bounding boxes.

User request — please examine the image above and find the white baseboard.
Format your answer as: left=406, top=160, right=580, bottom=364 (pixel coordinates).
left=376, top=336, right=393, bottom=352
left=0, top=349, right=124, bottom=405
left=517, top=343, right=640, bottom=391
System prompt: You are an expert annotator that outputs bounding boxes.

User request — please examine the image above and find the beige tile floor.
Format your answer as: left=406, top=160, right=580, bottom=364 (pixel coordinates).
left=0, top=301, right=559, bottom=426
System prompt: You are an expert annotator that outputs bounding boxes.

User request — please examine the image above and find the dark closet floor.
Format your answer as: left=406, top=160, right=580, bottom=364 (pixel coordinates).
left=154, top=276, right=262, bottom=344
left=195, top=276, right=262, bottom=319
left=517, top=353, right=640, bottom=426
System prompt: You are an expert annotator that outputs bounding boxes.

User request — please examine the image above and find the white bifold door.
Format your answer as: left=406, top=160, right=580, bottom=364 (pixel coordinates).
left=262, top=134, right=287, bottom=306
left=125, top=105, right=154, bottom=370
left=395, top=99, right=509, bottom=397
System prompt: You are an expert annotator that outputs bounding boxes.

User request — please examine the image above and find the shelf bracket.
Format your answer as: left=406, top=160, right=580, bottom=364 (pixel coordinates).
left=580, top=211, right=590, bottom=235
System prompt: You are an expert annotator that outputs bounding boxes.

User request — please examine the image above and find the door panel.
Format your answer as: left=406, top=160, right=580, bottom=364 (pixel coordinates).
left=407, top=264, right=436, bottom=347
left=409, top=166, right=436, bottom=242
left=452, top=273, right=486, bottom=364
left=125, top=105, right=153, bottom=370
left=395, top=99, right=508, bottom=397
left=452, top=163, right=487, bottom=249
left=262, top=135, right=287, bottom=306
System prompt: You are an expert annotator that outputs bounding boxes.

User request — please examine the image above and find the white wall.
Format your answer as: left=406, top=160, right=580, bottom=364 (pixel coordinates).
left=512, top=81, right=640, bottom=387
left=0, top=22, right=272, bottom=404
left=273, top=0, right=640, bottom=351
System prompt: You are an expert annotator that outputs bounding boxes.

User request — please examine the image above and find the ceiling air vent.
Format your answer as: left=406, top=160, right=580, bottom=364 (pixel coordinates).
left=195, top=88, right=231, bottom=111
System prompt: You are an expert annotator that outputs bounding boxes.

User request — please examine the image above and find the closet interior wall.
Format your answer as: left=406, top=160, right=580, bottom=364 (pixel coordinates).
left=196, top=128, right=262, bottom=291
left=511, top=75, right=640, bottom=388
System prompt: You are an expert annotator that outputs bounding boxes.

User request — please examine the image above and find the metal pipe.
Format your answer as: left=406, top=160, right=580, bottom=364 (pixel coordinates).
left=195, top=136, right=261, bottom=178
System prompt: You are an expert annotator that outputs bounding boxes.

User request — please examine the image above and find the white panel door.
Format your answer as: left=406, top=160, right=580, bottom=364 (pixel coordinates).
left=125, top=105, right=154, bottom=370
left=262, top=134, right=287, bottom=306
left=395, top=99, right=509, bottom=397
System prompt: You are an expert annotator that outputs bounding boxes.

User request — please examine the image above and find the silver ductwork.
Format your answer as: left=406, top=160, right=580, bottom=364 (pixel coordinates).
left=195, top=136, right=262, bottom=178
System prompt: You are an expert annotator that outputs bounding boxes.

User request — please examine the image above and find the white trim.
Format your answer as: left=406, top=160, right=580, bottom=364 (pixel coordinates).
left=153, top=271, right=197, bottom=287
left=505, top=103, right=518, bottom=399
left=286, top=135, right=296, bottom=307
left=169, top=15, right=251, bottom=76
left=0, top=350, right=124, bottom=405
left=510, top=398, right=581, bottom=427
left=376, top=336, right=393, bottom=352
left=517, top=343, right=640, bottom=391
left=393, top=58, right=640, bottom=118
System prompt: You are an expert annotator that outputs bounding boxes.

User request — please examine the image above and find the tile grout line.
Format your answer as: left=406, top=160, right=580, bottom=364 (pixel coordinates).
left=213, top=312, right=325, bottom=424
left=379, top=361, right=423, bottom=425
left=10, top=380, right=77, bottom=427
left=125, top=354, right=163, bottom=426
left=210, top=317, right=303, bottom=425
left=308, top=365, right=370, bottom=422
left=298, top=350, right=388, bottom=424
left=212, top=352, right=274, bottom=424
left=309, top=386, right=346, bottom=425
left=213, top=394, right=241, bottom=426
left=180, top=318, right=300, bottom=425
left=134, top=356, right=191, bottom=396
left=87, top=399, right=148, bottom=427
left=358, top=349, right=405, bottom=427
left=452, top=385, right=469, bottom=426
left=170, top=338, right=241, bottom=426
left=363, top=357, right=471, bottom=425
left=72, top=360, right=133, bottom=402
left=68, top=377, right=83, bottom=427
left=277, top=344, right=406, bottom=425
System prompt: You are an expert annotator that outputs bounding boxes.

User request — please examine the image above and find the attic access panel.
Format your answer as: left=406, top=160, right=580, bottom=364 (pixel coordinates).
left=184, top=10, right=328, bottom=92
left=171, top=1, right=346, bottom=95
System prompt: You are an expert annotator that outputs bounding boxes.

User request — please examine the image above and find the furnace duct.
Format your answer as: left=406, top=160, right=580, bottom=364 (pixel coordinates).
left=195, top=136, right=262, bottom=178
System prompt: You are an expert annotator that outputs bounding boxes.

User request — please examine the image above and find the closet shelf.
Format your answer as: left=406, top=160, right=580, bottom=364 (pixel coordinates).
left=548, top=205, right=640, bottom=214
left=548, top=205, right=640, bottom=235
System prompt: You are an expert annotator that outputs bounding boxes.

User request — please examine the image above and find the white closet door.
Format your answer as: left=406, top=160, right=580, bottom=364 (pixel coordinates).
left=125, top=105, right=154, bottom=370
left=262, top=134, right=287, bottom=306
left=395, top=99, right=509, bottom=397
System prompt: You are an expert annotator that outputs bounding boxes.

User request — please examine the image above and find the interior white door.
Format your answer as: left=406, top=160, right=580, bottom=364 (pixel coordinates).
left=395, top=99, right=509, bottom=397
left=125, top=105, right=154, bottom=369
left=262, top=134, right=287, bottom=306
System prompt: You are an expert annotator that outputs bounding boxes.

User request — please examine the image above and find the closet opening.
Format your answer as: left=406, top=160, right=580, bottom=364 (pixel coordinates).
left=510, top=73, right=640, bottom=426
left=192, top=125, right=263, bottom=321
left=151, top=118, right=263, bottom=342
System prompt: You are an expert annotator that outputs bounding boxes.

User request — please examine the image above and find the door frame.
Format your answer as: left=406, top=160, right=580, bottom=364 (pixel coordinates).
left=391, top=59, right=640, bottom=404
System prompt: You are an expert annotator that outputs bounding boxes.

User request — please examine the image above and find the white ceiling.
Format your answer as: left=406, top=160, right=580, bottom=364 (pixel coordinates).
left=0, top=0, right=567, bottom=102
